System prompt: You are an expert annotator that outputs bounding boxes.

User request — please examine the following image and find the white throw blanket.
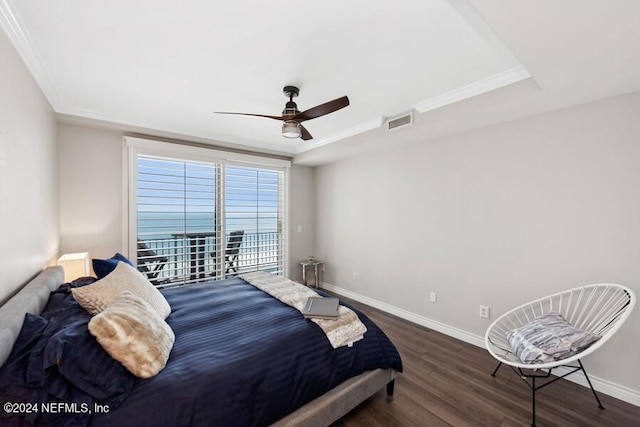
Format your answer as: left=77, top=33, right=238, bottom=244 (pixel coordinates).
left=239, top=271, right=367, bottom=348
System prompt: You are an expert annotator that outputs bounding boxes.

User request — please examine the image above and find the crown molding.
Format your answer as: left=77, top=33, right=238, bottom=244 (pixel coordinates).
left=0, top=0, right=59, bottom=107
left=413, top=66, right=531, bottom=113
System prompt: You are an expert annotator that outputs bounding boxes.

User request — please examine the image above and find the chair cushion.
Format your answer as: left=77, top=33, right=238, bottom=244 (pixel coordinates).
left=88, top=291, right=175, bottom=378
left=506, top=312, right=601, bottom=364
left=71, top=261, right=171, bottom=319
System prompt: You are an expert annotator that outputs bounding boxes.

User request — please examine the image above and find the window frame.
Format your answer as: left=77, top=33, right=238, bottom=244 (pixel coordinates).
left=123, top=136, right=291, bottom=284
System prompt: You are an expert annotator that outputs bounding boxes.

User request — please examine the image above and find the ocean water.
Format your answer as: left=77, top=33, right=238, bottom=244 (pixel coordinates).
left=137, top=212, right=278, bottom=238
left=137, top=212, right=282, bottom=279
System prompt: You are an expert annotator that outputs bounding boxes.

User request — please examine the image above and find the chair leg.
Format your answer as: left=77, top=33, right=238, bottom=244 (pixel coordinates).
left=491, top=362, right=502, bottom=377
left=493, top=359, right=604, bottom=426
left=225, top=255, right=239, bottom=275
left=531, top=375, right=537, bottom=427
left=579, top=360, right=605, bottom=410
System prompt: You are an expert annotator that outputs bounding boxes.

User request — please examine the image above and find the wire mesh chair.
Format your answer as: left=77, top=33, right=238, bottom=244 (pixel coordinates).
left=485, top=283, right=635, bottom=427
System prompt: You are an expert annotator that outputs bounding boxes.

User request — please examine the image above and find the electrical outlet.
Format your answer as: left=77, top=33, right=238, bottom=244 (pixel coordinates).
left=429, top=292, right=437, bottom=303
left=352, top=272, right=358, bottom=281
left=479, top=305, right=490, bottom=319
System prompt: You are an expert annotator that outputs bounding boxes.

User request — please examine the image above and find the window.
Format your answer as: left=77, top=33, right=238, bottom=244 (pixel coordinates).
left=225, top=165, right=284, bottom=276
left=126, top=137, right=289, bottom=287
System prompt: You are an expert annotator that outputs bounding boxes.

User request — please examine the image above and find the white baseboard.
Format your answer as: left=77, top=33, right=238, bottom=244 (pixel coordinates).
left=322, top=282, right=640, bottom=407
left=321, top=282, right=485, bottom=348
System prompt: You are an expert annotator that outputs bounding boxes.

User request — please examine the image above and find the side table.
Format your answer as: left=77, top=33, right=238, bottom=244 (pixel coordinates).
left=299, top=260, right=324, bottom=288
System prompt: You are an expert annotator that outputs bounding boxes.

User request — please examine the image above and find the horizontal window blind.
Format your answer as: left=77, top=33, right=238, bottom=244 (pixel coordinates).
left=226, top=165, right=284, bottom=276
left=134, top=152, right=286, bottom=288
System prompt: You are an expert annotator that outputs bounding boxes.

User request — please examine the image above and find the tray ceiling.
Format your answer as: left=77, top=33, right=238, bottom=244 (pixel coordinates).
left=1, top=0, right=528, bottom=155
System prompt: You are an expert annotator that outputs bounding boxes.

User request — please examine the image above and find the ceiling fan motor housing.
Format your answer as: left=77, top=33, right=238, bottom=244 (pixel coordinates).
left=283, top=101, right=299, bottom=117
left=283, top=86, right=300, bottom=117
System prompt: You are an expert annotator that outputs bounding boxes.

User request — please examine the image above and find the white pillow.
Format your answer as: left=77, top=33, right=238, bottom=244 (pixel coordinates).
left=88, top=291, right=175, bottom=378
left=72, top=261, right=171, bottom=319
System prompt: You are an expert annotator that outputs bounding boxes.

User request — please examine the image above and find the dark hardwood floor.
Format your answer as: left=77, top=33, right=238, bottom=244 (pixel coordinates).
left=330, top=294, right=640, bottom=427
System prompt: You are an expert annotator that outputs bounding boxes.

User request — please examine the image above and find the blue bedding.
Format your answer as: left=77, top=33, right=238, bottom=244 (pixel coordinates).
left=1, top=277, right=402, bottom=427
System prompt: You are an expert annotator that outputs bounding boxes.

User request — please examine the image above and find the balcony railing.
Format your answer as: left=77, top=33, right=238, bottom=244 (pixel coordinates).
left=137, top=231, right=282, bottom=287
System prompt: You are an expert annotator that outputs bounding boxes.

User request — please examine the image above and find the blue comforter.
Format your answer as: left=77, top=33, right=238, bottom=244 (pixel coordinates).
left=0, top=277, right=402, bottom=427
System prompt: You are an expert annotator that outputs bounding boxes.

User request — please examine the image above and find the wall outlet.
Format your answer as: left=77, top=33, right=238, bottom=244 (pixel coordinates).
left=352, top=272, right=358, bottom=281
left=479, top=305, right=490, bottom=319
left=429, top=292, right=437, bottom=303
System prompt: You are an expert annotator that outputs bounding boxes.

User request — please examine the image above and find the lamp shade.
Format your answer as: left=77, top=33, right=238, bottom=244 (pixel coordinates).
left=282, top=121, right=301, bottom=138
left=57, top=252, right=90, bottom=282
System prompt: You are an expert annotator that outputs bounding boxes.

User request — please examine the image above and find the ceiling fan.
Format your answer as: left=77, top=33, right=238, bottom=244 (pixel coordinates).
left=215, top=86, right=349, bottom=141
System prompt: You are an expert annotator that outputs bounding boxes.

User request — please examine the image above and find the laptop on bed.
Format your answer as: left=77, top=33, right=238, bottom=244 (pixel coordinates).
left=303, top=296, right=340, bottom=319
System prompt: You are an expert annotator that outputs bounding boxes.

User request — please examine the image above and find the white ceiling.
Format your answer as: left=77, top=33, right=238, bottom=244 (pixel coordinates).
left=2, top=1, right=640, bottom=164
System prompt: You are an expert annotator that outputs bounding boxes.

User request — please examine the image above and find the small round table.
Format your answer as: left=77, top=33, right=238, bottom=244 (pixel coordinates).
left=299, top=260, right=324, bottom=288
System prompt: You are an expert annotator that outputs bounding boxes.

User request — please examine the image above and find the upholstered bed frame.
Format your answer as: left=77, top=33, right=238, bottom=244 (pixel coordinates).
left=0, top=267, right=64, bottom=367
left=0, top=266, right=396, bottom=427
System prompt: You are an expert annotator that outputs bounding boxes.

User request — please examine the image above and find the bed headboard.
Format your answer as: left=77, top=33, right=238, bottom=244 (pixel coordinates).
left=0, top=266, right=64, bottom=367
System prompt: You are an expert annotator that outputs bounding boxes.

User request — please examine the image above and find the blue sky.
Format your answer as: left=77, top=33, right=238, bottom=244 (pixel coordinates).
left=137, top=156, right=281, bottom=237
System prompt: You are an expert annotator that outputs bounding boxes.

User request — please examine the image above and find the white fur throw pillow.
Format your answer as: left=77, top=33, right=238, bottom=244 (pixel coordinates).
left=88, top=291, right=175, bottom=378
left=72, top=261, right=171, bottom=319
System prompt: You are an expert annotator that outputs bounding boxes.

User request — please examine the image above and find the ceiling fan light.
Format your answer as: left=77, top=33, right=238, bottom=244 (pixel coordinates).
left=282, top=121, right=301, bottom=138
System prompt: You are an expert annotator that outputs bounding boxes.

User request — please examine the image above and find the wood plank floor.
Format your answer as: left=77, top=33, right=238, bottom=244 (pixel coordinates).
left=329, top=294, right=640, bottom=427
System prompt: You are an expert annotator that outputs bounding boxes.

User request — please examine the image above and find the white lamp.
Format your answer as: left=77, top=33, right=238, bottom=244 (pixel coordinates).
left=57, top=252, right=90, bottom=282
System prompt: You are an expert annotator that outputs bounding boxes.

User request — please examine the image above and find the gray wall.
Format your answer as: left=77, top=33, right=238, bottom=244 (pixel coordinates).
left=314, top=92, right=640, bottom=395
left=58, top=124, right=124, bottom=260
left=288, top=165, right=316, bottom=281
left=58, top=124, right=316, bottom=278
left=0, top=29, right=59, bottom=304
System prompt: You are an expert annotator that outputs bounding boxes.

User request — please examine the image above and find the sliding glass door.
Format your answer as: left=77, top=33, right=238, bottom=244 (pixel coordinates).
left=128, top=139, right=288, bottom=287
left=136, top=156, right=220, bottom=285
left=225, top=165, right=284, bottom=277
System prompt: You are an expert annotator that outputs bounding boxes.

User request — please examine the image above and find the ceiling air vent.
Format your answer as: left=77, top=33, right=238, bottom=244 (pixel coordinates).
left=386, top=112, right=413, bottom=131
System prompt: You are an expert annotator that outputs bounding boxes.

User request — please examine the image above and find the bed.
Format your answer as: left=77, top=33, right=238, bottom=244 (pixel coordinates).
left=0, top=266, right=402, bottom=426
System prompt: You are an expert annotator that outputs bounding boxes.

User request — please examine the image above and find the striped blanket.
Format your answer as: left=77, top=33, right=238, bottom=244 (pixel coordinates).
left=239, top=271, right=367, bottom=348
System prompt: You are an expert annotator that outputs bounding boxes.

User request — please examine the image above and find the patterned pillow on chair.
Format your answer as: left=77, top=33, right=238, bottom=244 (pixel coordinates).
left=506, top=312, right=600, bottom=364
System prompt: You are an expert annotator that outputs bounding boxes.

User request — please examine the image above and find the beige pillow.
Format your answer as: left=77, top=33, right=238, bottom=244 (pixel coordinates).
left=72, top=261, right=171, bottom=319
left=88, top=291, right=175, bottom=378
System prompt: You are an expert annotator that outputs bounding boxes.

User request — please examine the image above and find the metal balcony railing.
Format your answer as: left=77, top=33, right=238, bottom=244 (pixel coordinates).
left=137, top=231, right=282, bottom=287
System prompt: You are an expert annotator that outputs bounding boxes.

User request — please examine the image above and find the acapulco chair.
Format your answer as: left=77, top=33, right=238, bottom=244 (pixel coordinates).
left=484, top=283, right=635, bottom=427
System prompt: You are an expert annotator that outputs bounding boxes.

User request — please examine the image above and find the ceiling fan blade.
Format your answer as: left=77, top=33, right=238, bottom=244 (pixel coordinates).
left=294, top=96, right=350, bottom=122
left=214, top=112, right=285, bottom=121
left=300, top=124, right=313, bottom=141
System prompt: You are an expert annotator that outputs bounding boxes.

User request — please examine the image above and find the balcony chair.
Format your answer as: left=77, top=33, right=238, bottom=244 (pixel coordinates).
left=210, top=230, right=245, bottom=277
left=136, top=239, right=168, bottom=285
left=224, top=230, right=244, bottom=275
left=484, top=283, right=635, bottom=427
